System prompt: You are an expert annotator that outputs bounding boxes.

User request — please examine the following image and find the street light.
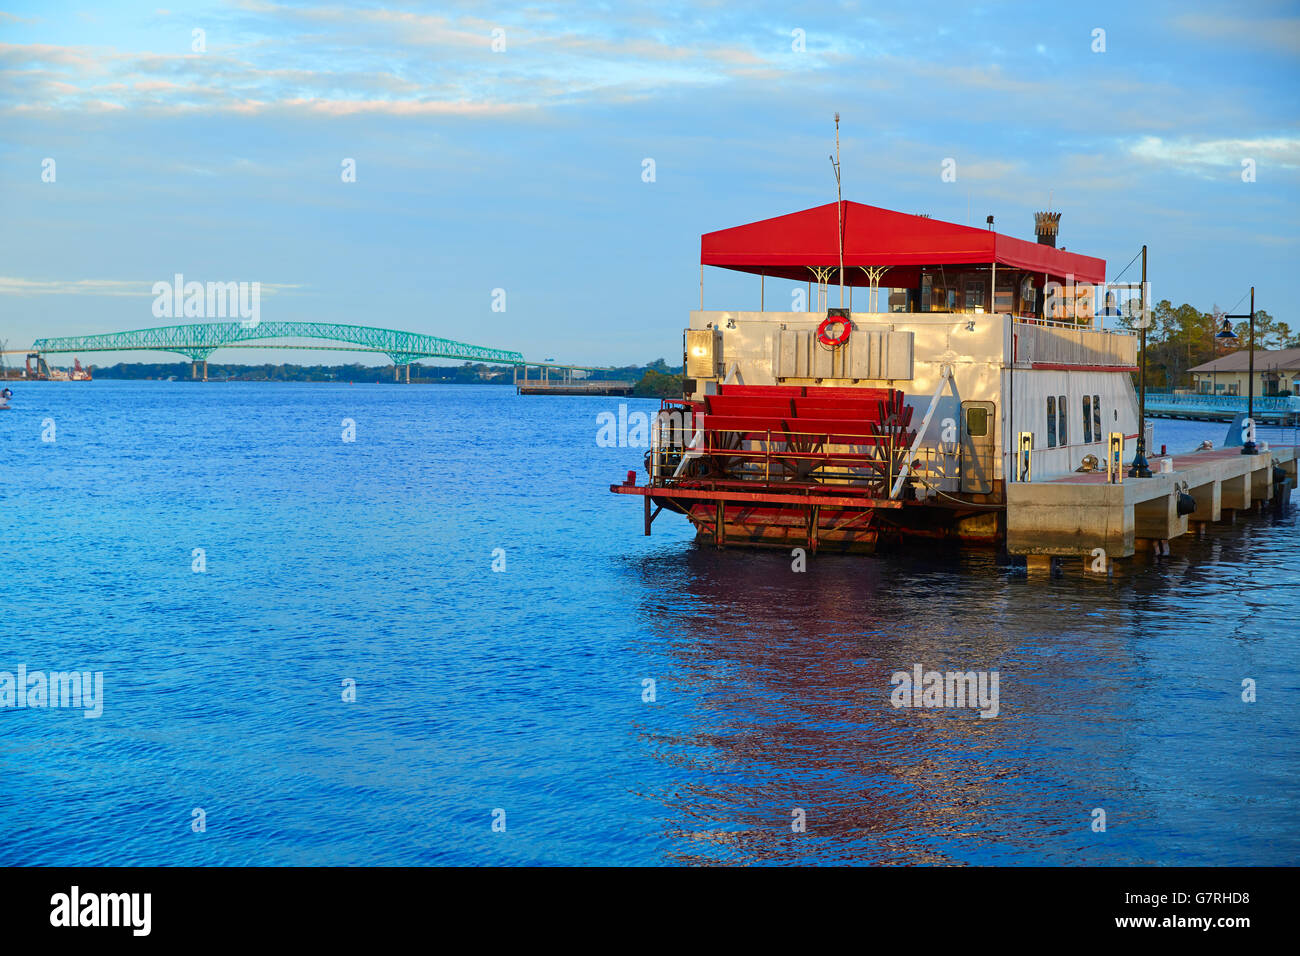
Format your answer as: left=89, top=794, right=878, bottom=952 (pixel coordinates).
left=1222, top=287, right=1257, bottom=455
left=1127, top=245, right=1151, bottom=478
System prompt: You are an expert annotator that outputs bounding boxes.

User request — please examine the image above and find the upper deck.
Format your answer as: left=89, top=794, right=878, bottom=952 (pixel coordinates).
left=695, top=199, right=1137, bottom=375
left=686, top=311, right=1137, bottom=385
left=1010, top=317, right=1136, bottom=370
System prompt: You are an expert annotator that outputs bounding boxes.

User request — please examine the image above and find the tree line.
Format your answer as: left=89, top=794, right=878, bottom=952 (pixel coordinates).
left=1117, top=300, right=1291, bottom=390
left=87, top=358, right=684, bottom=388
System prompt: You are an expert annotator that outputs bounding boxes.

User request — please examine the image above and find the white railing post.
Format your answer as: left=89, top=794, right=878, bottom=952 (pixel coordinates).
left=889, top=365, right=953, bottom=499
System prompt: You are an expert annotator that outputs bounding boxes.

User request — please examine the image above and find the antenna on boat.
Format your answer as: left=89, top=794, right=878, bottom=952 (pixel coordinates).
left=829, top=113, right=844, bottom=307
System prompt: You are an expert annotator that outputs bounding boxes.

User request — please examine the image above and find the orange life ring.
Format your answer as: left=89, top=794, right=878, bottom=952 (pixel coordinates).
left=816, top=314, right=851, bottom=348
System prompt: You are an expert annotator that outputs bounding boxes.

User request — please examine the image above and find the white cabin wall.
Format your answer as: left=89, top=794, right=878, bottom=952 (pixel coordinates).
left=1009, top=368, right=1141, bottom=478
left=691, top=310, right=1005, bottom=479
left=688, top=310, right=1140, bottom=485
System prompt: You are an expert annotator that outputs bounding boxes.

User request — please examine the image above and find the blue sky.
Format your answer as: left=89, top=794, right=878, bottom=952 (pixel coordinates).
left=1, top=0, right=1297, bottom=367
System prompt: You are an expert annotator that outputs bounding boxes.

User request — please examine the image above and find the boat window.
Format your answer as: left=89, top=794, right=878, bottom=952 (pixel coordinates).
left=930, top=283, right=950, bottom=312
left=1046, top=396, right=1057, bottom=448
left=1082, top=395, right=1093, bottom=443
left=1058, top=395, right=1068, bottom=446
left=967, top=406, right=988, bottom=437
left=994, top=273, right=1015, bottom=313
left=1020, top=276, right=1036, bottom=316
left=1093, top=395, right=1101, bottom=439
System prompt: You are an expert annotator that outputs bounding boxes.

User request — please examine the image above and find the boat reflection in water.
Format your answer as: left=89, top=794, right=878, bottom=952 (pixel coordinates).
left=623, top=525, right=1299, bottom=865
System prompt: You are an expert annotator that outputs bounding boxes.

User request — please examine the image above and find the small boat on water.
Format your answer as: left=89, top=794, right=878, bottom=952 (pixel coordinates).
left=0, top=386, right=12, bottom=409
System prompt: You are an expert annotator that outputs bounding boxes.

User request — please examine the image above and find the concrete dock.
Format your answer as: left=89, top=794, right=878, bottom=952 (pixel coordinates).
left=1007, top=445, right=1297, bottom=568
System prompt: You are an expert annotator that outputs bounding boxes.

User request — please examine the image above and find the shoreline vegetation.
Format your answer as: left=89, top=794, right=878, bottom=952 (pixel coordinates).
left=17, top=298, right=1269, bottom=396
left=78, top=358, right=684, bottom=396
left=14, top=295, right=1277, bottom=398
left=1120, top=300, right=1288, bottom=389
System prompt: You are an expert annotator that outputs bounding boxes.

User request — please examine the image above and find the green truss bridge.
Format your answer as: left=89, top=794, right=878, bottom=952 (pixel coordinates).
left=29, top=320, right=526, bottom=381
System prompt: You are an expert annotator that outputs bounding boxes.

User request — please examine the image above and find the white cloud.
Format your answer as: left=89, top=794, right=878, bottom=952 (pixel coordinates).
left=1129, top=136, right=1300, bottom=174
left=0, top=278, right=302, bottom=296
left=1174, top=13, right=1300, bottom=55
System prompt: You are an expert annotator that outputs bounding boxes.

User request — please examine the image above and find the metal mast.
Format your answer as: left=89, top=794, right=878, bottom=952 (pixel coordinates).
left=830, top=113, right=844, bottom=307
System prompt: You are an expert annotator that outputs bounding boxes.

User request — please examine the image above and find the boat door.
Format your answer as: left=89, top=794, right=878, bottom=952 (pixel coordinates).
left=960, top=401, right=996, bottom=493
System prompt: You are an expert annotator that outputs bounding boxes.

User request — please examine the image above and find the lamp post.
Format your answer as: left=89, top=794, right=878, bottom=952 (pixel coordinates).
left=1128, top=245, right=1151, bottom=477
left=1220, top=287, right=1257, bottom=454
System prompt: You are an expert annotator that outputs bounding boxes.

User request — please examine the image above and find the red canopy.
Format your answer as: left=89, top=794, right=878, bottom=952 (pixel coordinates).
left=700, top=201, right=1105, bottom=285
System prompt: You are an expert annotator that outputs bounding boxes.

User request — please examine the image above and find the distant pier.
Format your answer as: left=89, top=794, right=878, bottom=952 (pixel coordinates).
left=516, top=380, right=634, bottom=396
left=513, top=363, right=632, bottom=396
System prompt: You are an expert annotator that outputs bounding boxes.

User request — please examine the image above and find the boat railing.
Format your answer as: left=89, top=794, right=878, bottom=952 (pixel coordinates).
left=1013, top=315, right=1137, bottom=336
left=649, top=407, right=908, bottom=496
left=1012, top=319, right=1138, bottom=367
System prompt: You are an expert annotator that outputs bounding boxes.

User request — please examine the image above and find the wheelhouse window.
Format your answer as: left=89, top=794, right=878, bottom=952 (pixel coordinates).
left=1058, top=395, right=1068, bottom=446
left=1020, top=276, right=1037, bottom=317
left=1092, top=395, right=1101, bottom=441
left=994, top=273, right=1015, bottom=313
left=1046, top=396, right=1057, bottom=448
left=1082, top=395, right=1093, bottom=443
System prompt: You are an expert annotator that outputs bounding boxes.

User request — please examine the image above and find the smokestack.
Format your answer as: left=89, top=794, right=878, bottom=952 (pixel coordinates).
left=1034, top=211, right=1061, bottom=247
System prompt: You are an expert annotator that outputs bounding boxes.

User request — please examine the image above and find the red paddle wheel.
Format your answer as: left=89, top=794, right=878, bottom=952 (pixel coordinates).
left=630, top=384, right=916, bottom=552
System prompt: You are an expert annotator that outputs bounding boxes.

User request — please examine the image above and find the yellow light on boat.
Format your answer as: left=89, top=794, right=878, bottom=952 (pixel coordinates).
left=686, top=329, right=719, bottom=378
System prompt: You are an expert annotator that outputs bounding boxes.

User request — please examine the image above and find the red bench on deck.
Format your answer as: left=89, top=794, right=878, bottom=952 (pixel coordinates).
left=703, top=395, right=795, bottom=417
left=700, top=416, right=899, bottom=446
left=691, top=384, right=915, bottom=482
left=715, top=384, right=807, bottom=398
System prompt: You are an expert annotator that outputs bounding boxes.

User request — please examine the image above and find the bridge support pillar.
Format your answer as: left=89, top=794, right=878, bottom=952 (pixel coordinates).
left=405, top=364, right=410, bottom=384
left=191, top=360, right=198, bottom=379
left=202, top=360, right=208, bottom=382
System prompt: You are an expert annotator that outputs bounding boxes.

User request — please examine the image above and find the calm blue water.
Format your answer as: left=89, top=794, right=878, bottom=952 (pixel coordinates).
left=1, top=381, right=1297, bottom=866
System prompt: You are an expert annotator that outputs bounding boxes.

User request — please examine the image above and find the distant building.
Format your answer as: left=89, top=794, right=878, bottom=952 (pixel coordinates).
left=1189, top=348, right=1300, bottom=396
